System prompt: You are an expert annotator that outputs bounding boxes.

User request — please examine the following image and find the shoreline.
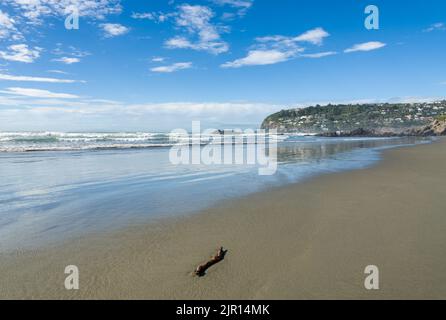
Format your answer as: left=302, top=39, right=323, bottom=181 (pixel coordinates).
left=1, top=138, right=446, bottom=299
left=0, top=136, right=424, bottom=253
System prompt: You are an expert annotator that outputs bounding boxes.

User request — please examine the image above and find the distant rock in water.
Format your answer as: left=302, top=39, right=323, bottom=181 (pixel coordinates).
left=261, top=101, right=446, bottom=136
left=318, top=128, right=397, bottom=138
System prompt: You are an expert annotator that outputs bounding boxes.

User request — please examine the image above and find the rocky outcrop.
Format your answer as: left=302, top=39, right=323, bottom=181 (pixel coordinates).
left=431, top=119, right=446, bottom=135
left=317, top=119, right=446, bottom=137
left=405, top=119, right=446, bottom=136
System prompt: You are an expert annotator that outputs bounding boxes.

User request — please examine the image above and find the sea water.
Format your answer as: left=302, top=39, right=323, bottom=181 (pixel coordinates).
left=0, top=132, right=432, bottom=251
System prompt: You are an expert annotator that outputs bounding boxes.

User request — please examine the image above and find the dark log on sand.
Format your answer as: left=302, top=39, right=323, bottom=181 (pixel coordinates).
left=195, top=247, right=228, bottom=277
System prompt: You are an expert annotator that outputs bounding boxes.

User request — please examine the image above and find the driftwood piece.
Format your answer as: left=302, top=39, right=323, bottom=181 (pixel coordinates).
left=195, top=247, right=228, bottom=277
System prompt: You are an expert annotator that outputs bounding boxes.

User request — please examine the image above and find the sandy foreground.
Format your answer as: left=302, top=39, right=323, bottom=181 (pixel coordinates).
left=1, top=138, right=446, bottom=300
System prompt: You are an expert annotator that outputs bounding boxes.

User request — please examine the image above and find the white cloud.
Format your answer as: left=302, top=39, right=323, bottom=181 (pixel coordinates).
left=250, top=27, right=329, bottom=47
left=211, top=0, right=254, bottom=8
left=0, top=10, right=15, bottom=30
left=101, top=23, right=130, bottom=37
left=424, top=22, right=445, bottom=32
left=211, top=0, right=254, bottom=17
left=301, top=51, right=337, bottom=58
left=0, top=73, right=84, bottom=83
left=136, top=5, right=231, bottom=55
left=0, top=9, right=23, bottom=40
left=0, top=98, right=283, bottom=131
left=2, top=92, right=444, bottom=132
left=131, top=12, right=173, bottom=23
left=222, top=50, right=292, bottom=68
left=3, top=0, right=122, bottom=24
left=150, top=62, right=192, bottom=73
left=131, top=12, right=154, bottom=19
left=0, top=44, right=41, bottom=63
left=165, top=36, right=229, bottom=55
left=251, top=28, right=329, bottom=50
left=165, top=37, right=193, bottom=49
left=344, top=41, right=386, bottom=53
left=52, top=45, right=90, bottom=58
left=222, top=27, right=330, bottom=67
left=47, top=70, right=69, bottom=75
left=53, top=57, right=80, bottom=64
left=165, top=5, right=229, bottom=55
left=293, top=27, right=330, bottom=45
left=125, top=102, right=278, bottom=117
left=1, top=87, right=79, bottom=99
left=152, top=57, right=166, bottom=62
left=50, top=45, right=89, bottom=64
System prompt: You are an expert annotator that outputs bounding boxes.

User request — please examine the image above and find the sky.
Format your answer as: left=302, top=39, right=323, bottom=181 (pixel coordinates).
left=0, top=0, right=445, bottom=132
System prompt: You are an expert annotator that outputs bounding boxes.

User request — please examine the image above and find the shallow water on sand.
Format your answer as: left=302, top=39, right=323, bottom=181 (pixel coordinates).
left=0, top=135, right=431, bottom=251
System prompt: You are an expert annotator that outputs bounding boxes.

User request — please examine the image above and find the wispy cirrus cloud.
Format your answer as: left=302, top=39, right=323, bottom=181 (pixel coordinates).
left=150, top=62, right=192, bottom=73
left=52, top=45, right=90, bottom=58
left=131, top=11, right=174, bottom=23
left=222, top=27, right=330, bottom=68
left=0, top=73, right=84, bottom=83
left=1, top=87, right=79, bottom=99
left=211, top=0, right=254, bottom=8
left=0, top=44, right=42, bottom=63
left=50, top=44, right=90, bottom=65
left=424, top=22, right=445, bottom=32
left=301, top=51, right=337, bottom=58
left=53, top=57, right=81, bottom=64
left=211, top=0, right=254, bottom=18
left=101, top=23, right=130, bottom=37
left=47, top=70, right=69, bottom=75
left=152, top=57, right=166, bottom=62
left=344, top=41, right=386, bottom=53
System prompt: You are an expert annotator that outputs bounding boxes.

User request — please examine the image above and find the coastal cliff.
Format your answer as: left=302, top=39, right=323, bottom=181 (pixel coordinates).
left=261, top=101, right=446, bottom=136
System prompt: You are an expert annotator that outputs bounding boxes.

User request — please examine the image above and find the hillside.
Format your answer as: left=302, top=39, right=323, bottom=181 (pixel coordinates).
left=261, top=101, right=446, bottom=134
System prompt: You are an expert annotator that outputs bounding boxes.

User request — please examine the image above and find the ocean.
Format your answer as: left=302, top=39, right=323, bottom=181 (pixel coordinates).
left=0, top=132, right=432, bottom=251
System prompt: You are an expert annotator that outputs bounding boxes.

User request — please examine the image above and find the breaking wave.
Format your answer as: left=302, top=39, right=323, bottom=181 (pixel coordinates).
left=0, top=132, right=287, bottom=152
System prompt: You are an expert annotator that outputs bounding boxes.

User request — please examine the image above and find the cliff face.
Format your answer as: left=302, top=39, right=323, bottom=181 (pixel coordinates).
left=261, top=102, right=446, bottom=134
left=408, top=119, right=446, bottom=136
left=317, top=119, right=446, bottom=137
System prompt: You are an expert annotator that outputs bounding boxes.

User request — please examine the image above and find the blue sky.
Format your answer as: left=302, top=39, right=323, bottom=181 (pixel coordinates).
left=0, top=0, right=445, bottom=131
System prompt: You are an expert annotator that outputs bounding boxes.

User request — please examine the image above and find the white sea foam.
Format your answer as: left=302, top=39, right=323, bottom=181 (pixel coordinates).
left=0, top=131, right=286, bottom=152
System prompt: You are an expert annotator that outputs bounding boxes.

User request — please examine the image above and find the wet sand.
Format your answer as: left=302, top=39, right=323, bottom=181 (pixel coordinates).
left=1, top=138, right=446, bottom=300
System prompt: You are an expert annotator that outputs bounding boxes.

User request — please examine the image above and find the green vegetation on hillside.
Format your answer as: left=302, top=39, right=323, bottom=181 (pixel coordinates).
left=262, top=101, right=446, bottom=133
